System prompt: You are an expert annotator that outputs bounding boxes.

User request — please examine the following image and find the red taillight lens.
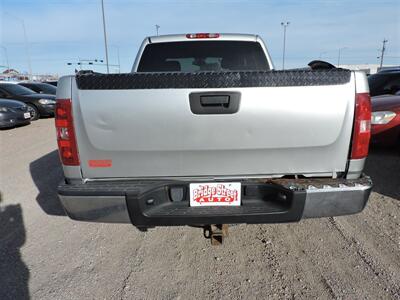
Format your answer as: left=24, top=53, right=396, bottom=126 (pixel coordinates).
left=351, top=93, right=371, bottom=159
left=55, top=99, right=80, bottom=165
left=186, top=33, right=220, bottom=39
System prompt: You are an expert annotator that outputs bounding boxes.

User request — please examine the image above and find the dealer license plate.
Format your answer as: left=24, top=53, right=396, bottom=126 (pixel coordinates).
left=24, top=112, right=31, bottom=119
left=189, top=182, right=241, bottom=207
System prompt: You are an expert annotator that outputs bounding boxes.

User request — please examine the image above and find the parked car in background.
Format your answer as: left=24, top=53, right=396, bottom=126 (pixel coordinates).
left=0, top=98, right=31, bottom=129
left=371, top=93, right=400, bottom=146
left=0, top=83, right=56, bottom=120
left=18, top=82, right=57, bottom=95
left=368, top=69, right=400, bottom=146
left=368, top=69, right=400, bottom=96
left=42, top=80, right=58, bottom=87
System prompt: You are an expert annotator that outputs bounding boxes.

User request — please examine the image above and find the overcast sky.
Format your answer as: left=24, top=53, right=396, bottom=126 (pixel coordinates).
left=1, top=0, right=399, bottom=76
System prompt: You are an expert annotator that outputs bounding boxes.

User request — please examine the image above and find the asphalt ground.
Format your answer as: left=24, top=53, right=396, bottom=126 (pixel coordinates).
left=1, top=118, right=399, bottom=299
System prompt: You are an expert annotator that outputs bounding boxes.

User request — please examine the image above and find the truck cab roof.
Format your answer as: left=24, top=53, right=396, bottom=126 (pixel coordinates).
left=147, top=33, right=259, bottom=44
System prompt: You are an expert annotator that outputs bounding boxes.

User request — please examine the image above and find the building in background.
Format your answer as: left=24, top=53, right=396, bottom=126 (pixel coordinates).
left=31, top=74, right=59, bottom=82
left=0, top=69, right=58, bottom=82
left=0, top=69, right=28, bottom=81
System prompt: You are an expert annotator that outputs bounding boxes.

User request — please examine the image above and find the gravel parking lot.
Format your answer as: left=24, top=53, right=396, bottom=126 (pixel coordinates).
left=1, top=118, right=399, bottom=300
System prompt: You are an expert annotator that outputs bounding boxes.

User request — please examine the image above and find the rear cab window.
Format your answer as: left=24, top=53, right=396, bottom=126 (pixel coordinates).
left=137, top=41, right=270, bottom=72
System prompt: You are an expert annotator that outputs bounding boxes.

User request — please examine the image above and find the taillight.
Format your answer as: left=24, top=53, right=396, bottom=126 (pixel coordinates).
left=186, top=33, right=220, bottom=39
left=55, top=99, right=80, bottom=165
left=351, top=93, right=371, bottom=159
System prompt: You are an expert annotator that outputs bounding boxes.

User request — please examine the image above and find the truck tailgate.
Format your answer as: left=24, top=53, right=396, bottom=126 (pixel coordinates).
left=72, top=70, right=355, bottom=179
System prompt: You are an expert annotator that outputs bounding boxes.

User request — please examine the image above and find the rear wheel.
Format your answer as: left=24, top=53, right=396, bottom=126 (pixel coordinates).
left=26, top=104, right=40, bottom=121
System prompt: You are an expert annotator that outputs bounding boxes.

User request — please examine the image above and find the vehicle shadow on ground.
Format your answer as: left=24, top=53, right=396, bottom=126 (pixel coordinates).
left=0, top=196, right=30, bottom=300
left=29, top=150, right=66, bottom=216
left=364, top=146, right=400, bottom=200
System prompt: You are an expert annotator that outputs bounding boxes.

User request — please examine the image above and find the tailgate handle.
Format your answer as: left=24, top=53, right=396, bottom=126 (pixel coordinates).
left=189, top=92, right=240, bottom=114
left=200, top=95, right=230, bottom=107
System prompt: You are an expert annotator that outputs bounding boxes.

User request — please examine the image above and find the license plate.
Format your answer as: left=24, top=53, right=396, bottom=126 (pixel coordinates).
left=24, top=112, right=31, bottom=119
left=189, top=182, right=241, bottom=206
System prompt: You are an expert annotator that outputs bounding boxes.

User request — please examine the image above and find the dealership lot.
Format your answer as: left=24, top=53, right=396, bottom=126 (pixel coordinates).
left=0, top=119, right=399, bottom=299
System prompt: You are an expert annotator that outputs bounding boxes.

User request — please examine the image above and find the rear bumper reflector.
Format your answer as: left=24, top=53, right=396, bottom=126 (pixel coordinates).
left=88, top=160, right=113, bottom=168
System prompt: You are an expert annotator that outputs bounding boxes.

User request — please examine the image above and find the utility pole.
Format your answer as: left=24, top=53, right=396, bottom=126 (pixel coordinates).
left=281, top=21, right=289, bottom=70
left=155, top=25, right=160, bottom=36
left=379, top=39, right=388, bottom=68
left=101, top=0, right=110, bottom=73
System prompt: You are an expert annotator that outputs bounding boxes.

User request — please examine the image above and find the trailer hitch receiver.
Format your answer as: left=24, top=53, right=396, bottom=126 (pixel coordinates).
left=203, top=224, right=229, bottom=245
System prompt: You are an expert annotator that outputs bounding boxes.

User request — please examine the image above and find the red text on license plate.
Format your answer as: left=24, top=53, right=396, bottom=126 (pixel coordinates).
left=189, top=182, right=241, bottom=206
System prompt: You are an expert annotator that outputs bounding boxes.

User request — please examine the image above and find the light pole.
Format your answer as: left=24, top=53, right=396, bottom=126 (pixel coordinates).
left=101, top=0, right=110, bottom=73
left=155, top=25, right=160, bottom=36
left=5, top=13, right=32, bottom=79
left=281, top=21, right=290, bottom=70
left=21, top=19, right=32, bottom=79
left=0, top=46, right=10, bottom=70
left=337, top=47, right=348, bottom=67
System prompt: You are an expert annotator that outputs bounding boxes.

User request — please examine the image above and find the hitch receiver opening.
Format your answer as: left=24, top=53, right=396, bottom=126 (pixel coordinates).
left=203, top=224, right=229, bottom=245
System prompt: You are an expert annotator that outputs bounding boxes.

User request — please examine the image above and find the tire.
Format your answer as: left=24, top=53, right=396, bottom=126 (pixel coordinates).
left=26, top=104, right=40, bottom=121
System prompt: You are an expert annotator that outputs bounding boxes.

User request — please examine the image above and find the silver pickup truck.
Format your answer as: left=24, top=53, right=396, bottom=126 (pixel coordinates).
left=56, top=33, right=372, bottom=236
